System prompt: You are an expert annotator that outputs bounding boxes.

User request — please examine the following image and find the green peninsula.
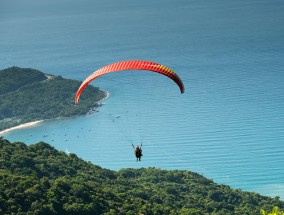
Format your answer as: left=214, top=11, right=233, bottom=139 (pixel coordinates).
left=0, top=138, right=283, bottom=214
left=0, top=67, right=106, bottom=131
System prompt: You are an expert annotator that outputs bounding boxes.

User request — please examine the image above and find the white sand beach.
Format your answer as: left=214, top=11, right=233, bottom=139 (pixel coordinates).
left=0, top=120, right=43, bottom=135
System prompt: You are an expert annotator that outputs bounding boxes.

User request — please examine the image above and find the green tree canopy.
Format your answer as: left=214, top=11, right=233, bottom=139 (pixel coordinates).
left=0, top=67, right=106, bottom=131
left=0, top=138, right=283, bottom=214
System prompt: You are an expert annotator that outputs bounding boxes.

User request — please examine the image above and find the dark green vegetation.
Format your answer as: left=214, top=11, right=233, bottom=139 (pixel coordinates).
left=0, top=138, right=283, bottom=215
left=0, top=67, right=106, bottom=131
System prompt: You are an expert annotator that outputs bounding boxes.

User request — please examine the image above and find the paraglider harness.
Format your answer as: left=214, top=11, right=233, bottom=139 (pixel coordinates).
left=132, top=144, right=143, bottom=161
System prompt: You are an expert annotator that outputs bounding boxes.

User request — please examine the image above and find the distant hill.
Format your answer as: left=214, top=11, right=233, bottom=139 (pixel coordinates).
left=0, top=67, right=106, bottom=131
left=0, top=137, right=283, bottom=214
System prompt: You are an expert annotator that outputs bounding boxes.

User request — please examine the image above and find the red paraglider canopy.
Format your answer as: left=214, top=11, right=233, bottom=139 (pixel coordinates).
left=75, top=60, right=184, bottom=104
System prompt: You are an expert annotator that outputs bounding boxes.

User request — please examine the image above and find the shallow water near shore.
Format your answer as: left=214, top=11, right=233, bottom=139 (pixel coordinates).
left=1, top=0, right=284, bottom=198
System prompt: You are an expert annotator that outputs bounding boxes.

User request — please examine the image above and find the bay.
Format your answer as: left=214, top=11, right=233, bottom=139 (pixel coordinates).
left=0, top=0, right=284, bottom=199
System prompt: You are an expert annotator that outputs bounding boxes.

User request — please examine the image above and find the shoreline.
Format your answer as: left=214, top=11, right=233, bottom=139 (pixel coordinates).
left=0, top=90, right=110, bottom=136
left=0, top=120, right=44, bottom=135
left=98, top=90, right=110, bottom=104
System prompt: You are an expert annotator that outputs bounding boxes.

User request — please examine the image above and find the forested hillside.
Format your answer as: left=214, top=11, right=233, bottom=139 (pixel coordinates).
left=0, top=67, right=106, bottom=131
left=0, top=138, right=283, bottom=215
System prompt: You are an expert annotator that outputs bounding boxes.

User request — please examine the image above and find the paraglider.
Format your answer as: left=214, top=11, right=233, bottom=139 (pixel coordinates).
left=132, top=144, right=143, bottom=162
left=75, top=60, right=184, bottom=104
left=75, top=60, right=185, bottom=161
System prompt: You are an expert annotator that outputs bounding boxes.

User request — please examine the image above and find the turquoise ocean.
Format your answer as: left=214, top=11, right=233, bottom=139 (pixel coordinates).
left=0, top=0, right=284, bottom=198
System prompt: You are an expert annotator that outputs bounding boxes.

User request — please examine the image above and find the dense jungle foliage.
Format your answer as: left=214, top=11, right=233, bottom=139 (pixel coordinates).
left=0, top=67, right=106, bottom=131
left=0, top=138, right=283, bottom=215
